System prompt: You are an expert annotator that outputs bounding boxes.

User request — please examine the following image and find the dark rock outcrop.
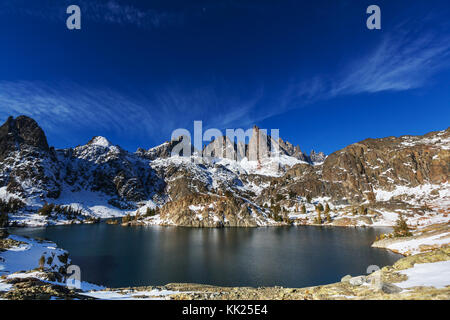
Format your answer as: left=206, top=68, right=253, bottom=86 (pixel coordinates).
left=272, top=128, right=449, bottom=204
left=0, top=116, right=49, bottom=160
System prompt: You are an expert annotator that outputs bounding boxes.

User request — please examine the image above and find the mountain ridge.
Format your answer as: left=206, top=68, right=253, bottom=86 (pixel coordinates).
left=0, top=115, right=448, bottom=228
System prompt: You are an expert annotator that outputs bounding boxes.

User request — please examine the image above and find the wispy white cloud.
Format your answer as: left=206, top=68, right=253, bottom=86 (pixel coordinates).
left=83, top=0, right=184, bottom=29
left=147, top=84, right=266, bottom=130
left=332, top=31, right=450, bottom=95
left=0, top=0, right=183, bottom=29
left=0, top=81, right=160, bottom=143
left=271, top=27, right=450, bottom=122
left=0, top=81, right=266, bottom=147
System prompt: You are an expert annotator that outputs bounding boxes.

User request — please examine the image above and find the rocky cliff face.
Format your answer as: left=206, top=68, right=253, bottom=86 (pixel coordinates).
left=309, top=150, right=326, bottom=164
left=272, top=128, right=449, bottom=205
left=0, top=116, right=165, bottom=212
left=201, top=125, right=315, bottom=164
left=0, top=115, right=448, bottom=228
left=0, top=116, right=50, bottom=160
left=59, top=136, right=164, bottom=205
left=0, top=116, right=60, bottom=199
left=321, top=129, right=449, bottom=202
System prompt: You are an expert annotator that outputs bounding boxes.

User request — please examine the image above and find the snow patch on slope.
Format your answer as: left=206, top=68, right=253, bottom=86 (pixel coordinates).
left=397, top=260, right=450, bottom=289
left=54, top=187, right=131, bottom=218
left=89, top=136, right=112, bottom=148
left=0, top=235, right=68, bottom=276
left=386, top=232, right=450, bottom=255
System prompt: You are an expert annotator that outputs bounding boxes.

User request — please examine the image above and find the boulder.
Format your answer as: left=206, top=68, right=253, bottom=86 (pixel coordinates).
left=349, top=276, right=367, bottom=286
left=341, top=275, right=352, bottom=283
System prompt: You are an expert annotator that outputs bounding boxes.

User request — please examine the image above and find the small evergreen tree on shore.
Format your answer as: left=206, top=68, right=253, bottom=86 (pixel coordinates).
left=314, top=206, right=322, bottom=224
left=38, top=203, right=54, bottom=216
left=317, top=203, right=324, bottom=212
left=0, top=209, right=8, bottom=228
left=393, top=215, right=412, bottom=237
left=301, top=204, right=306, bottom=214
left=359, top=205, right=368, bottom=215
left=122, top=214, right=131, bottom=224
left=0, top=198, right=25, bottom=213
left=38, top=255, right=46, bottom=270
left=306, top=195, right=312, bottom=203
left=145, top=207, right=157, bottom=217
left=325, top=211, right=332, bottom=223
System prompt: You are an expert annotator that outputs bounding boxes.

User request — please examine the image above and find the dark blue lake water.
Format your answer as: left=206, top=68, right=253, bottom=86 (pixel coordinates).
left=12, top=224, right=401, bottom=288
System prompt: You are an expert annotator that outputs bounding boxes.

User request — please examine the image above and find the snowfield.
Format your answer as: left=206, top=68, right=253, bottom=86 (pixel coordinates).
left=374, top=182, right=450, bottom=209
left=54, top=188, right=133, bottom=218
left=0, top=235, right=68, bottom=275
left=386, top=232, right=450, bottom=255
left=397, top=260, right=450, bottom=289
left=81, top=288, right=183, bottom=300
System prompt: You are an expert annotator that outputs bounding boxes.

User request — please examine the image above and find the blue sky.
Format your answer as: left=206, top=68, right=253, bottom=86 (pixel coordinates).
left=0, top=0, right=449, bottom=154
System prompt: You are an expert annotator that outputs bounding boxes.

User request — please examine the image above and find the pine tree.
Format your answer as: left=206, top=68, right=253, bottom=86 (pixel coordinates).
left=324, top=203, right=330, bottom=214
left=359, top=205, right=367, bottom=215
left=146, top=207, right=156, bottom=217
left=393, top=215, right=412, bottom=237
left=314, top=206, right=322, bottom=224
left=306, top=194, right=312, bottom=203
left=0, top=209, right=8, bottom=228
left=122, top=214, right=131, bottom=224
left=317, top=203, right=324, bottom=212
left=38, top=203, right=54, bottom=216
left=39, top=255, right=46, bottom=270
left=289, top=191, right=296, bottom=199
left=367, top=191, right=376, bottom=203
left=301, top=204, right=306, bottom=214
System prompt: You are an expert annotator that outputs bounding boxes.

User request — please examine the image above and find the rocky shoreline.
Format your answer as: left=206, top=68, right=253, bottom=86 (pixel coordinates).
left=372, top=222, right=450, bottom=254
left=159, top=246, right=450, bottom=300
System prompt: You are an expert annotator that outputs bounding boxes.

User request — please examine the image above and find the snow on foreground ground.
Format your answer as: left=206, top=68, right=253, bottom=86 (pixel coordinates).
left=372, top=221, right=450, bottom=256
left=0, top=235, right=68, bottom=275
left=386, top=232, right=450, bottom=255
left=0, top=234, right=185, bottom=300
left=397, top=260, right=450, bottom=289
left=80, top=288, right=183, bottom=300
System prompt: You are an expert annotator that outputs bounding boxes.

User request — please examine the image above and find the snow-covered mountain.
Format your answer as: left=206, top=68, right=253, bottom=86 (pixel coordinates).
left=0, top=115, right=448, bottom=228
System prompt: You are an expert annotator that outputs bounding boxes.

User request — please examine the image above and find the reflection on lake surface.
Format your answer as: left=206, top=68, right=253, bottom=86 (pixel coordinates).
left=12, top=224, right=402, bottom=288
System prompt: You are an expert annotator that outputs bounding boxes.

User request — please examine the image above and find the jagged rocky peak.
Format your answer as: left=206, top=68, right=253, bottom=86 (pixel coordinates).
left=0, top=116, right=60, bottom=199
left=72, top=136, right=125, bottom=164
left=200, top=125, right=322, bottom=164
left=87, top=136, right=112, bottom=148
left=203, top=136, right=245, bottom=160
left=309, top=150, right=326, bottom=163
left=247, top=126, right=269, bottom=161
left=278, top=138, right=308, bottom=162
left=247, top=126, right=320, bottom=163
left=145, top=140, right=179, bottom=159
left=138, top=136, right=196, bottom=160
left=0, top=115, right=50, bottom=159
